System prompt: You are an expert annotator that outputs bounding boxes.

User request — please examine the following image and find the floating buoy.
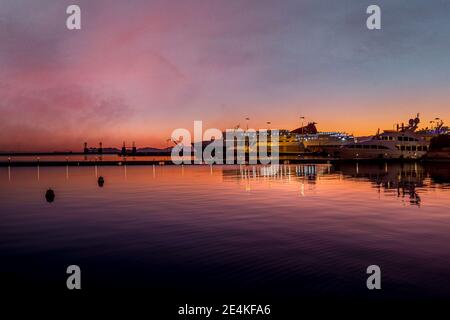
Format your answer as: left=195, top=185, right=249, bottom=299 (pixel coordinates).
left=45, top=189, right=55, bottom=203
left=98, top=176, right=105, bottom=187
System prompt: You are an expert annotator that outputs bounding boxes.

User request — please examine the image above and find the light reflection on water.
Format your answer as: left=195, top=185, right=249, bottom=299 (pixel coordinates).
left=0, top=163, right=449, bottom=299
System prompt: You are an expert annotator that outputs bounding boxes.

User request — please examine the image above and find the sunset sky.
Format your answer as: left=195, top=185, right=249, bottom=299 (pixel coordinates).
left=1, top=0, right=449, bottom=151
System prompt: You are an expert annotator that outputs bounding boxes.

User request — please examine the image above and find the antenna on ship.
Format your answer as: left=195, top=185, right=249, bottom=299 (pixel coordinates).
left=300, top=116, right=305, bottom=134
left=132, top=141, right=137, bottom=155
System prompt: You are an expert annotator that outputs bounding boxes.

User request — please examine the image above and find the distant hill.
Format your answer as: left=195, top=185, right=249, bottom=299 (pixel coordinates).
left=102, top=148, right=120, bottom=153
left=137, top=147, right=172, bottom=153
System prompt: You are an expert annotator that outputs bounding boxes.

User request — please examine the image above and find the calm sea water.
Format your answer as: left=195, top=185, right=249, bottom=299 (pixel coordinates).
left=1, top=162, right=449, bottom=300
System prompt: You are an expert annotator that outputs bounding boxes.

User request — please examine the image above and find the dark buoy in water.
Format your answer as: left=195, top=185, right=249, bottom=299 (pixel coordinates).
left=45, top=189, right=55, bottom=203
left=98, top=176, right=105, bottom=187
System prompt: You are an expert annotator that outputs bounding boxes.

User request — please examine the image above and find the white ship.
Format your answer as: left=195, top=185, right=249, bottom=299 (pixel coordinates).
left=329, top=114, right=430, bottom=159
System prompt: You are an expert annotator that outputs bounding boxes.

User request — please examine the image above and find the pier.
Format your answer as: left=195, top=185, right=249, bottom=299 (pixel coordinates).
left=0, top=155, right=446, bottom=167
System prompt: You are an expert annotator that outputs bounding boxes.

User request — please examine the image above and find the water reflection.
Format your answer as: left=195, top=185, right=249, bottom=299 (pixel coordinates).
left=221, top=162, right=449, bottom=206
left=1, top=163, right=450, bottom=297
left=341, top=163, right=427, bottom=206
left=2, top=162, right=449, bottom=207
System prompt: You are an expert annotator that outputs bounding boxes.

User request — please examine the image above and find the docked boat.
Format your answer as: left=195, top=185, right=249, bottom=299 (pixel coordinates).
left=329, top=115, right=430, bottom=159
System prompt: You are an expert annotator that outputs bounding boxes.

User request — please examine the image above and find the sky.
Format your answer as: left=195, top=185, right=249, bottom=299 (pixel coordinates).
left=1, top=0, right=449, bottom=151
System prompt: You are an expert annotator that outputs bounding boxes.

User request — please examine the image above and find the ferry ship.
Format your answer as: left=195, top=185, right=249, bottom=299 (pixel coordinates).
left=291, top=122, right=354, bottom=152
left=197, top=123, right=354, bottom=160
left=329, top=115, right=431, bottom=159
left=223, top=125, right=351, bottom=155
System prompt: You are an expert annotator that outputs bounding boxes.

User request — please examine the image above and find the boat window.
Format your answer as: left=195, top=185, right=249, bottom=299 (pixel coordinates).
left=406, top=146, right=411, bottom=151
left=412, top=145, right=416, bottom=151
left=363, top=145, right=370, bottom=149
left=423, top=146, right=428, bottom=151
left=417, top=146, right=422, bottom=151
left=378, top=145, right=389, bottom=149
left=356, top=145, right=362, bottom=149
left=398, top=136, right=403, bottom=141
left=395, top=145, right=401, bottom=150
left=370, top=145, right=377, bottom=149
left=400, top=146, right=406, bottom=151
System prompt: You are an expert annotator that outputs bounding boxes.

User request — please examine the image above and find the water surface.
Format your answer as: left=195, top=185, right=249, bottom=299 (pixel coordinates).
left=1, top=162, right=449, bottom=300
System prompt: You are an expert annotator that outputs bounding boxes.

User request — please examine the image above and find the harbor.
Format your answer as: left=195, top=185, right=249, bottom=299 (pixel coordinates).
left=3, top=0, right=450, bottom=310
left=1, top=115, right=449, bottom=166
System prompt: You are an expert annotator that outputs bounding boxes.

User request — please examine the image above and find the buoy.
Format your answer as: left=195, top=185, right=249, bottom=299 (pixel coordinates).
left=98, top=176, right=105, bottom=187
left=45, top=189, right=55, bottom=203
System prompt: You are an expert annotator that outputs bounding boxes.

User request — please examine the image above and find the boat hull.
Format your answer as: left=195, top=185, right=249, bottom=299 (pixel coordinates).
left=329, top=148, right=427, bottom=160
